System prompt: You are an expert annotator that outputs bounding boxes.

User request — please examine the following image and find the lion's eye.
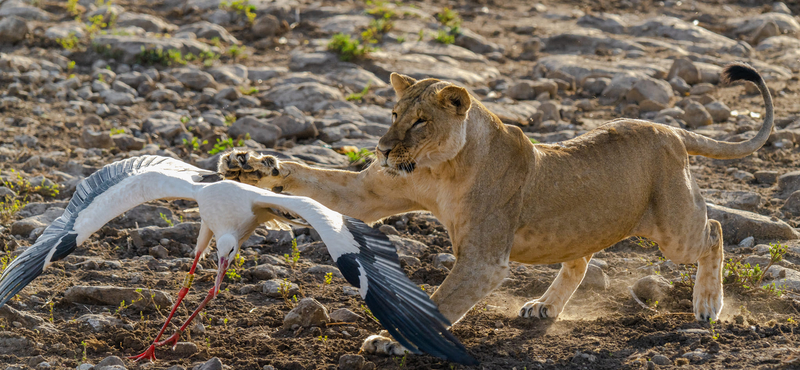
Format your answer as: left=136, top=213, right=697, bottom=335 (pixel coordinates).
left=412, top=119, right=426, bottom=129
left=392, top=113, right=397, bottom=123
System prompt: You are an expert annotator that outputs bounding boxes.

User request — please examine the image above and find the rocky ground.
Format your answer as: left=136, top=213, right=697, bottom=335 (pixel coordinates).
left=2, top=0, right=800, bottom=369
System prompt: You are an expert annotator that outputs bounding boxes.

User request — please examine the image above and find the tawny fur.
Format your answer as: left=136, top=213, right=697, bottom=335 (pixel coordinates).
left=218, top=64, right=773, bottom=356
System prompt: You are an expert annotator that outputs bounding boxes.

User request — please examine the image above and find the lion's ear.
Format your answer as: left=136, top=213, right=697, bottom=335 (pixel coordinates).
left=437, top=85, right=471, bottom=116
left=390, top=73, right=417, bottom=97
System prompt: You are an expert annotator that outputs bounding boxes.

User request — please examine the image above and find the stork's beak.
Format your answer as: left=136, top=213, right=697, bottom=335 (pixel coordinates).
left=213, top=257, right=229, bottom=297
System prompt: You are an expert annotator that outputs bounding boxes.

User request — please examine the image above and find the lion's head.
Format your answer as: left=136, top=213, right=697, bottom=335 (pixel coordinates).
left=377, top=73, right=472, bottom=174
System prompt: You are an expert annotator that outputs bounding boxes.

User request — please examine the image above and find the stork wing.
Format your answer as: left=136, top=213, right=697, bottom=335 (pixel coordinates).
left=0, top=155, right=220, bottom=307
left=253, top=192, right=477, bottom=365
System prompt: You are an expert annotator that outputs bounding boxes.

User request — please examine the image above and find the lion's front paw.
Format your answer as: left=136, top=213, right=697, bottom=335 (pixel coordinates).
left=217, top=150, right=283, bottom=189
left=361, top=333, right=407, bottom=356
left=693, top=282, right=723, bottom=322
left=519, top=300, right=559, bottom=319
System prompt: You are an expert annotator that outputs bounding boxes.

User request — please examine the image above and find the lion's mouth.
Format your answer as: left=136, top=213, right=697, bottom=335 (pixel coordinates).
left=398, top=162, right=416, bottom=173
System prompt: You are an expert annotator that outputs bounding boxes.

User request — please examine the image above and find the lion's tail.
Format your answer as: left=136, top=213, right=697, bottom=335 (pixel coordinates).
left=678, top=63, right=773, bottom=159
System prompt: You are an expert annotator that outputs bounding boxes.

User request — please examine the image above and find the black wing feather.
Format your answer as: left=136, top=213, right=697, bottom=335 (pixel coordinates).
left=340, top=217, right=478, bottom=365
left=0, top=155, right=202, bottom=307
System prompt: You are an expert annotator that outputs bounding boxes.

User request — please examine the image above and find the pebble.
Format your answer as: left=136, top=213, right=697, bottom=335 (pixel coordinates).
left=632, top=275, right=673, bottom=303
left=283, top=298, right=330, bottom=327
left=338, top=354, right=365, bottom=370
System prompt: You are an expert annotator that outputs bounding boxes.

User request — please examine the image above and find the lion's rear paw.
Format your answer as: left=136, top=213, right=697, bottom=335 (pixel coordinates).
left=361, top=334, right=407, bottom=356
left=519, top=300, right=558, bottom=319
left=217, top=150, right=282, bottom=187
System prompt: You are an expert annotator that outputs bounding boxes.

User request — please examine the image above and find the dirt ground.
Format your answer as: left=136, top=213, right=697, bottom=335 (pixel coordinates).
left=2, top=0, right=800, bottom=369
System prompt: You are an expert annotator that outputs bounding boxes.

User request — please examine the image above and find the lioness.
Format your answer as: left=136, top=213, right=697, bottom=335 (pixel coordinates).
left=219, top=63, right=772, bottom=356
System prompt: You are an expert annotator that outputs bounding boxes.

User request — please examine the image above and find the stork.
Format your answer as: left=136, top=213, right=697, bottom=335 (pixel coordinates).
left=0, top=155, right=477, bottom=365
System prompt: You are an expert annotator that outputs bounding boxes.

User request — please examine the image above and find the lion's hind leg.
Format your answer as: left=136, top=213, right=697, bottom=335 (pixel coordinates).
left=519, top=255, right=592, bottom=319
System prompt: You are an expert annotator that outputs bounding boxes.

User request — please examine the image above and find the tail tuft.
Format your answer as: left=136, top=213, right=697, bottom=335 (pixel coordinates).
left=721, top=62, right=761, bottom=85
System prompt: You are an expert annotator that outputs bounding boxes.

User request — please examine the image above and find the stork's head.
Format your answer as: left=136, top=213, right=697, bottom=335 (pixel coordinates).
left=214, top=234, right=239, bottom=296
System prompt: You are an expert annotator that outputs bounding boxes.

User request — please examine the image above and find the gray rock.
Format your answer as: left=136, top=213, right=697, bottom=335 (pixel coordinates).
left=91, top=35, right=213, bottom=64
left=252, top=14, right=288, bottom=38
left=289, top=51, right=338, bottom=70
left=178, top=21, right=238, bottom=44
left=629, top=16, right=739, bottom=52
left=325, top=68, right=387, bottom=92
left=94, top=356, right=125, bottom=370
left=707, top=203, right=800, bottom=243
left=64, top=286, right=172, bottom=310
left=319, top=14, right=371, bottom=34
left=248, top=66, right=288, bottom=82
left=214, top=86, right=241, bottom=102
left=733, top=170, right=756, bottom=182
left=116, top=12, right=176, bottom=33
left=0, top=5, right=51, bottom=21
left=0, top=305, right=45, bottom=328
left=80, top=128, right=113, bottom=149
left=14, top=134, right=37, bottom=148
left=117, top=71, right=153, bottom=88
left=600, top=74, right=639, bottom=105
left=11, top=207, right=64, bottom=236
left=229, top=117, right=281, bottom=147
left=147, top=89, right=182, bottom=102
left=378, top=224, right=400, bottom=236
left=0, top=16, right=28, bottom=43
left=727, top=12, right=800, bottom=38
left=306, top=265, right=344, bottom=279
left=690, top=83, right=715, bottom=95
left=261, top=279, right=299, bottom=298
left=250, top=264, right=277, bottom=280
left=100, top=90, right=135, bottom=106
left=778, top=171, right=800, bottom=195
left=508, top=79, right=558, bottom=100
left=142, top=111, right=185, bottom=140
left=282, top=145, right=349, bottom=166
left=283, top=298, right=330, bottom=327
left=269, top=108, right=318, bottom=139
left=577, top=13, right=628, bottom=34
left=263, top=82, right=344, bottom=112
left=76, top=314, right=127, bottom=332
left=208, top=64, right=248, bottom=85
left=112, top=204, right=173, bottom=228
left=773, top=2, right=792, bottom=15
left=338, top=354, right=366, bottom=370
left=172, top=68, right=217, bottom=90
left=781, top=190, right=800, bottom=216
left=173, top=342, right=198, bottom=357
left=667, top=58, right=700, bottom=85
left=455, top=28, right=504, bottom=54
left=682, top=101, right=713, bottom=128
left=0, top=331, right=29, bottom=355
left=77, top=364, right=93, bottom=370
left=705, top=101, right=731, bottom=122
left=543, top=29, right=644, bottom=54
left=112, top=134, right=147, bottom=151
left=137, top=222, right=201, bottom=246
left=632, top=275, right=673, bottom=304
left=756, top=35, right=800, bottom=53
left=330, top=308, right=362, bottom=323
left=626, top=77, right=673, bottom=105
left=387, top=235, right=427, bottom=257
left=580, top=264, right=609, bottom=290
left=196, top=357, right=223, bottom=370
left=432, top=253, right=456, bottom=270
left=0, top=186, right=15, bottom=200
left=149, top=245, right=169, bottom=259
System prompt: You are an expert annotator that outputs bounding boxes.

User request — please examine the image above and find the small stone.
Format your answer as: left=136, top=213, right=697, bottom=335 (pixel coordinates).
left=669, top=76, right=691, bottom=95
left=632, top=275, right=673, bottom=303
left=738, top=236, right=755, bottom=249
left=77, top=364, right=94, bottom=370
left=781, top=190, right=800, bottom=216
left=172, top=342, right=198, bottom=356
left=682, top=101, right=713, bottom=128
left=330, top=308, right=363, bottom=323
left=754, top=170, right=779, bottom=185
left=378, top=224, right=400, bottom=236
left=690, top=83, right=715, bottom=95
left=626, top=78, right=673, bottom=105
left=229, top=117, right=281, bottom=147
left=338, top=354, right=365, bottom=370
left=667, top=57, right=700, bottom=85
left=0, top=187, right=16, bottom=200
left=773, top=2, right=792, bottom=15
left=261, top=279, right=299, bottom=298
left=252, top=14, right=289, bottom=38
left=733, top=170, right=755, bottom=182
left=27, top=355, right=46, bottom=368
left=95, top=356, right=125, bottom=370
left=149, top=245, right=169, bottom=259
left=283, top=298, right=330, bottom=327
left=651, top=354, right=672, bottom=366
left=432, top=253, right=456, bottom=270
left=0, top=16, right=29, bottom=43
left=580, top=264, right=609, bottom=290
left=704, top=101, right=731, bottom=122
left=197, top=357, right=223, bottom=370
left=675, top=357, right=689, bottom=366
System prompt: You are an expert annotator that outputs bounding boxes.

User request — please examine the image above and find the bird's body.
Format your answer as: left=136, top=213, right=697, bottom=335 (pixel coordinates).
left=0, top=155, right=476, bottom=365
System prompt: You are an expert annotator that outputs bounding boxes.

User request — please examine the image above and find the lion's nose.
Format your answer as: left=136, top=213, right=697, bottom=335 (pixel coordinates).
left=379, top=148, right=391, bottom=158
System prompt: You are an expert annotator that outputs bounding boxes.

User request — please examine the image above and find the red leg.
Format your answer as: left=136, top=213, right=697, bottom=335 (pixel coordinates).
left=151, top=285, right=218, bottom=349
left=129, top=252, right=203, bottom=362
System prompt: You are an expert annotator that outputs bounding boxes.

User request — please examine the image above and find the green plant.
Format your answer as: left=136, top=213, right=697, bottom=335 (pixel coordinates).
left=183, top=137, right=208, bottom=152
left=159, top=212, right=174, bottom=227
left=225, top=253, right=245, bottom=281
left=240, top=86, right=259, bottom=95
left=393, top=351, right=408, bottom=368
left=278, top=279, right=294, bottom=308
left=205, top=337, right=211, bottom=348
left=318, top=335, right=328, bottom=342
left=361, top=304, right=379, bottom=324
left=324, top=272, right=333, bottom=285
left=434, top=29, right=455, bottom=44
left=67, top=60, right=76, bottom=71
left=346, top=148, right=375, bottom=163
left=86, top=14, right=109, bottom=36
left=135, top=46, right=186, bottom=66
left=529, top=138, right=539, bottom=144
left=208, top=137, right=244, bottom=155
left=723, top=243, right=787, bottom=296
left=328, top=33, right=372, bottom=61
left=81, top=340, right=87, bottom=362
left=223, top=317, right=229, bottom=326
left=709, top=319, right=720, bottom=339
left=417, top=29, right=424, bottom=41
left=437, top=7, right=461, bottom=29
left=227, top=45, right=247, bottom=60
left=220, top=0, right=257, bottom=24
left=396, top=35, right=406, bottom=43
left=224, top=114, right=237, bottom=126
left=283, top=239, right=300, bottom=269
left=361, top=18, right=393, bottom=44
left=346, top=82, right=372, bottom=101
left=57, top=32, right=80, bottom=50
left=67, top=0, right=83, bottom=16
left=109, top=128, right=125, bottom=136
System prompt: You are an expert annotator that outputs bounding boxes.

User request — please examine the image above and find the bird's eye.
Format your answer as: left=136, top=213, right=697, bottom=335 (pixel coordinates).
left=412, top=119, right=426, bottom=128
left=391, top=112, right=397, bottom=123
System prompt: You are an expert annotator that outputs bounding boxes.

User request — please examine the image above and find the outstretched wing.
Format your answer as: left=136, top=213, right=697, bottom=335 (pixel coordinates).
left=253, top=191, right=477, bottom=365
left=0, top=155, right=219, bottom=307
